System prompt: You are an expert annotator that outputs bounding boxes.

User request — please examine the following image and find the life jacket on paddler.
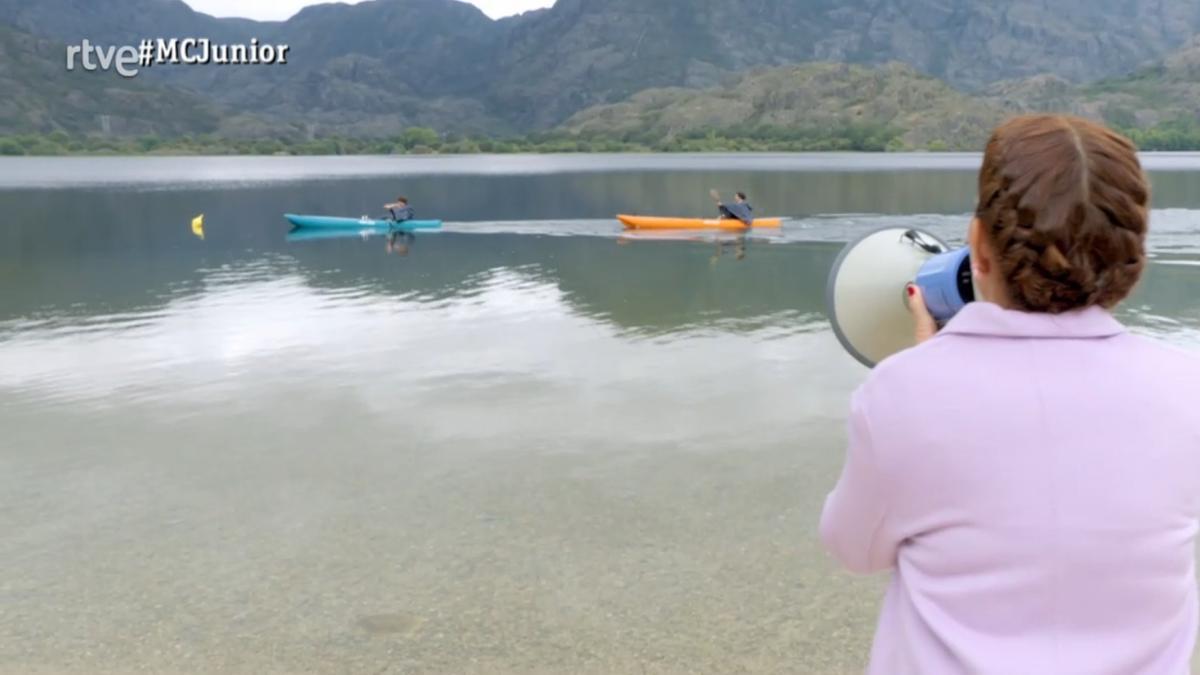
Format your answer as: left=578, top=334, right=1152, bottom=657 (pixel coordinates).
left=722, top=201, right=754, bottom=226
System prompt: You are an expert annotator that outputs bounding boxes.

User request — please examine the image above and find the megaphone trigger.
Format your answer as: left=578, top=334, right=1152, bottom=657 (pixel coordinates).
left=901, top=229, right=946, bottom=254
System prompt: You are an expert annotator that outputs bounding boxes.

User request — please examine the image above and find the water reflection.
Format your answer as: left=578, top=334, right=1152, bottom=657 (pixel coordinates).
left=284, top=226, right=422, bottom=258
left=4, top=229, right=1197, bottom=369
left=618, top=230, right=754, bottom=264
left=3, top=216, right=1199, bottom=343
left=2, top=163, right=1199, bottom=406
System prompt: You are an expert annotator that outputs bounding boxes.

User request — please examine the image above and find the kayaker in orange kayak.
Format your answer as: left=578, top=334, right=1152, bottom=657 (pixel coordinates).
left=710, top=189, right=754, bottom=226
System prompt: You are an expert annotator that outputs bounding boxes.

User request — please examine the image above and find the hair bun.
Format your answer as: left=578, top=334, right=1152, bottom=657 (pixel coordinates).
left=976, top=115, right=1149, bottom=313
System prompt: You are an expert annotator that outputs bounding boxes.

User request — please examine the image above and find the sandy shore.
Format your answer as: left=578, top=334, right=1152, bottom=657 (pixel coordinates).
left=0, top=399, right=884, bottom=673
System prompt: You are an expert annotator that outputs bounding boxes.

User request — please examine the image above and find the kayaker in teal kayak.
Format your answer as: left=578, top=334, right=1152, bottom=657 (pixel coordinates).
left=384, top=196, right=415, bottom=223
left=710, top=189, right=754, bottom=226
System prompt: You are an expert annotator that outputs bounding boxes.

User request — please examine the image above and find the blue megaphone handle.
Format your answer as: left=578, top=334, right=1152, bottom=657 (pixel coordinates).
left=914, top=247, right=975, bottom=323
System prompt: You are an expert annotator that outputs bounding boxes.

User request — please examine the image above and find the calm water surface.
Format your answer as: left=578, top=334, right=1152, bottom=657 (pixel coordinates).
left=2, top=154, right=1199, bottom=674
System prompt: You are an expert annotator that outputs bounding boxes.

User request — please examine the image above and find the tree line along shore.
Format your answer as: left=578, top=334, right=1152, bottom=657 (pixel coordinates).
left=4, top=119, right=1200, bottom=157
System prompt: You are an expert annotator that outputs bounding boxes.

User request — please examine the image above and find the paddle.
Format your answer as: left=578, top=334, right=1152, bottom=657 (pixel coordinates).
left=710, top=188, right=727, bottom=222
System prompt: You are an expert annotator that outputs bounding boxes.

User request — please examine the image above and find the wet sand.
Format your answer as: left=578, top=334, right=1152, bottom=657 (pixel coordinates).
left=1, top=411, right=880, bottom=674
left=0, top=320, right=885, bottom=674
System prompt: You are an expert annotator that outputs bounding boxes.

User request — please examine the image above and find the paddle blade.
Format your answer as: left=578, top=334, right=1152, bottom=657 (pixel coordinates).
left=191, top=214, right=205, bottom=240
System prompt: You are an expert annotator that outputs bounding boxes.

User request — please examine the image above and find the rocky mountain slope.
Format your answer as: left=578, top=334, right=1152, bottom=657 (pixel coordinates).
left=0, top=24, right=221, bottom=137
left=561, top=44, right=1200, bottom=151
left=3, top=0, right=1200, bottom=135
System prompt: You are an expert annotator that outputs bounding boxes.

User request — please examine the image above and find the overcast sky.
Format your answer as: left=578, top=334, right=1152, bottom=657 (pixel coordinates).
left=183, top=0, right=553, bottom=21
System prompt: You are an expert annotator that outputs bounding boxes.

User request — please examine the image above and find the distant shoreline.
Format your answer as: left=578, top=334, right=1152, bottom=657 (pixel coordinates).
left=5, top=149, right=941, bottom=158
left=0, top=149, right=938, bottom=158
left=5, top=153, right=1200, bottom=192
left=5, top=148, right=1200, bottom=159
left=5, top=121, right=1199, bottom=158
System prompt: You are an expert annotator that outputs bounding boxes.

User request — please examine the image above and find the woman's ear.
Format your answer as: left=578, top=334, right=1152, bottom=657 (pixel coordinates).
left=969, top=217, right=990, bottom=277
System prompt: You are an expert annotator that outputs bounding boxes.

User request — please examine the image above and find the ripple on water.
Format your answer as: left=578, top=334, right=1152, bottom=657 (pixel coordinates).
left=441, top=208, right=1200, bottom=255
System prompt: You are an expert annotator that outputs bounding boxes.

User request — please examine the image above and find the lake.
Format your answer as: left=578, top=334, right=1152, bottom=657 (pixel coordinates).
left=2, top=154, right=1199, bottom=674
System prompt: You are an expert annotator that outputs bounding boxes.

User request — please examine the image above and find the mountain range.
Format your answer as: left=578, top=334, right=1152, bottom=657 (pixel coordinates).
left=2, top=0, right=1200, bottom=142
left=0, top=24, right=221, bottom=138
left=563, top=38, right=1200, bottom=151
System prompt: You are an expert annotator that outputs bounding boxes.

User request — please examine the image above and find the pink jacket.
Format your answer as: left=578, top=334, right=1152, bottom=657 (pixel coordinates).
left=820, top=302, right=1200, bottom=674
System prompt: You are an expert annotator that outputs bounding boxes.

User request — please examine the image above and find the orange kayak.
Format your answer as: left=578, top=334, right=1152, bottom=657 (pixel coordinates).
left=617, top=214, right=782, bottom=230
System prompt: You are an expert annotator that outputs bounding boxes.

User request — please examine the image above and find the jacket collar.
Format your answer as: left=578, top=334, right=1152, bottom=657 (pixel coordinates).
left=940, top=302, right=1126, bottom=339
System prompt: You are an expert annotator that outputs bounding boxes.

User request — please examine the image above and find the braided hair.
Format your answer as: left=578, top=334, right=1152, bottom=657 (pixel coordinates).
left=976, top=115, right=1150, bottom=313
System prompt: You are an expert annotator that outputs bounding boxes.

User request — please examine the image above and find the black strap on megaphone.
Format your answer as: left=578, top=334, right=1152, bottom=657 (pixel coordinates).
left=901, top=229, right=946, bottom=254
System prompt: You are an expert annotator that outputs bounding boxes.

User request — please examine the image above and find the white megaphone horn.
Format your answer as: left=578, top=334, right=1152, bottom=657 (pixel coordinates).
left=825, top=227, right=976, bottom=368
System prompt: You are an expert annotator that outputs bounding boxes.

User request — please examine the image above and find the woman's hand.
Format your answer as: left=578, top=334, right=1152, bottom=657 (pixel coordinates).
left=906, top=283, right=938, bottom=344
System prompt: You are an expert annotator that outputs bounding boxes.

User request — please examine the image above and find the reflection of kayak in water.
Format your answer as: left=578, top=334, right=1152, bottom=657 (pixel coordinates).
left=286, top=227, right=393, bottom=242
left=617, top=214, right=782, bottom=230
left=285, top=214, right=442, bottom=230
left=617, top=230, right=750, bottom=244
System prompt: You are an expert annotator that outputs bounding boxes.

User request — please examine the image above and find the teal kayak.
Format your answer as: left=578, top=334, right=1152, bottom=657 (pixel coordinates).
left=284, top=214, right=442, bottom=230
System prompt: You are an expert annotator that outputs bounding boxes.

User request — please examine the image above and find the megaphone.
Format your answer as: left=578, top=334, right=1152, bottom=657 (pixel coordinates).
left=825, top=228, right=975, bottom=367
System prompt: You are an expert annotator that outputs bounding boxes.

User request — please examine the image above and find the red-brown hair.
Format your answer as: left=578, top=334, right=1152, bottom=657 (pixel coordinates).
left=976, top=115, right=1150, bottom=313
